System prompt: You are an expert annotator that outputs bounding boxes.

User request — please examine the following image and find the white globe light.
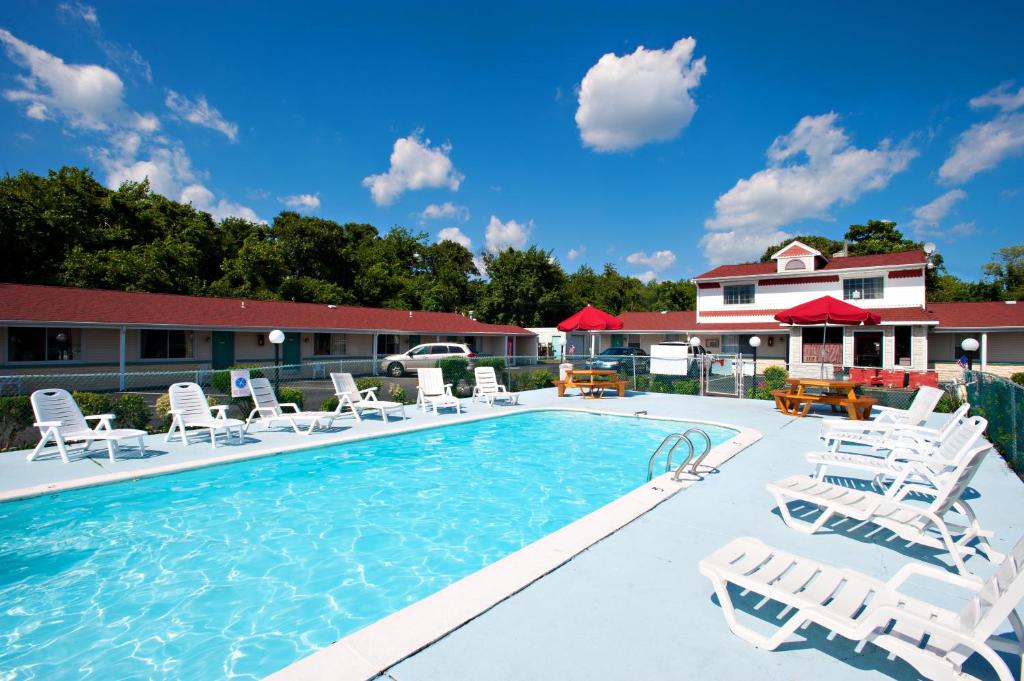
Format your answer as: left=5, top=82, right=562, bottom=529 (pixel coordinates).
left=961, top=338, right=980, bottom=352
left=689, top=336, right=702, bottom=348
left=268, top=329, right=286, bottom=344
left=748, top=336, right=762, bottom=348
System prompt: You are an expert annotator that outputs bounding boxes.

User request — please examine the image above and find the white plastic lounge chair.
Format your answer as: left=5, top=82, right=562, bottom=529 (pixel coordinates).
left=820, top=385, right=944, bottom=446
left=245, top=378, right=344, bottom=434
left=416, top=368, right=461, bottom=415
left=699, top=535, right=1024, bottom=681
left=165, top=382, right=244, bottom=448
left=820, top=401, right=971, bottom=455
left=472, top=366, right=519, bottom=406
left=769, top=434, right=1001, bottom=577
left=28, top=388, right=146, bottom=463
left=330, top=372, right=407, bottom=423
left=807, top=411, right=983, bottom=491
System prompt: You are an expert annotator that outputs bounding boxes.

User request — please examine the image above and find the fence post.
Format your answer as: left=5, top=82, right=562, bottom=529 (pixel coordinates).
left=118, top=325, right=127, bottom=392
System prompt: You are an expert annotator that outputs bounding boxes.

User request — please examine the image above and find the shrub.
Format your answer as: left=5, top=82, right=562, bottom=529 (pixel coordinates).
left=762, top=366, right=789, bottom=391
left=1012, top=372, right=1024, bottom=387
left=510, top=369, right=553, bottom=392
left=634, top=375, right=652, bottom=391
left=114, top=393, right=151, bottom=430
left=935, top=389, right=962, bottom=414
left=388, top=383, right=407, bottom=404
left=72, top=391, right=115, bottom=416
left=649, top=378, right=672, bottom=393
left=0, top=395, right=33, bottom=451
left=437, top=357, right=472, bottom=388
left=320, top=395, right=339, bottom=411
left=356, top=377, right=383, bottom=393
left=277, top=387, right=305, bottom=410
left=155, top=393, right=218, bottom=430
left=673, top=379, right=699, bottom=395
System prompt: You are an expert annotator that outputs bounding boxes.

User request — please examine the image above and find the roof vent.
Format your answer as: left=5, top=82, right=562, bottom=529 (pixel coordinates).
left=1007, top=300, right=1017, bottom=305
left=327, top=304, right=337, bottom=309
left=241, top=300, right=246, bottom=309
left=661, top=310, right=668, bottom=314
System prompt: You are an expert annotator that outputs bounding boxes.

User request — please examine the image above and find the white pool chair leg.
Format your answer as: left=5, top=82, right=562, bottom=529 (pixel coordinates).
left=105, top=439, right=116, bottom=462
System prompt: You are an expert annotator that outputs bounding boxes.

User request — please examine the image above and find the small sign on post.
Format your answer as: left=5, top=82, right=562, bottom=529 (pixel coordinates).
left=230, top=369, right=251, bottom=398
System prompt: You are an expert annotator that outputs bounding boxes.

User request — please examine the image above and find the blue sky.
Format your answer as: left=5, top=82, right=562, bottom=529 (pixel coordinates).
left=0, top=2, right=1022, bottom=281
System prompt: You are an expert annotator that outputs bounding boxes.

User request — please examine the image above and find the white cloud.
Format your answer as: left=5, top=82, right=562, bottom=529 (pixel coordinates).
left=58, top=2, right=98, bottom=25
left=575, top=37, right=706, bottom=152
left=948, top=221, right=977, bottom=237
left=939, top=86, right=1024, bottom=184
left=0, top=28, right=157, bottom=132
left=362, top=133, right=463, bottom=205
left=567, top=245, right=586, bottom=262
left=635, top=271, right=657, bottom=284
left=626, top=249, right=676, bottom=272
left=280, top=193, right=320, bottom=210
left=484, top=215, right=531, bottom=253
left=418, top=201, right=469, bottom=223
left=702, top=112, right=915, bottom=264
left=437, top=226, right=472, bottom=249
left=180, top=183, right=261, bottom=222
left=910, top=189, right=966, bottom=235
left=165, top=90, right=238, bottom=141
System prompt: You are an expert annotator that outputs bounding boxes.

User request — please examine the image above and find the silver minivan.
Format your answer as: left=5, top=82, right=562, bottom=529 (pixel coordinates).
left=379, top=343, right=477, bottom=377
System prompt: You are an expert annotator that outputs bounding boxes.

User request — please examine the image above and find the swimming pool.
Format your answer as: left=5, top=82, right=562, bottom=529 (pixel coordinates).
left=0, top=410, right=736, bottom=680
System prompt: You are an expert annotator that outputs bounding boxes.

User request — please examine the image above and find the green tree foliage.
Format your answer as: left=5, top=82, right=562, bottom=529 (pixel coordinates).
left=984, top=246, right=1024, bottom=301
left=477, top=247, right=567, bottom=326
left=759, top=235, right=845, bottom=262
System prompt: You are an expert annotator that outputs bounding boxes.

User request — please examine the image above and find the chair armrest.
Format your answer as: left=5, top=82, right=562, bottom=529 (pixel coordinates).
left=443, top=383, right=454, bottom=395
left=209, top=405, right=229, bottom=419
left=359, top=387, right=378, bottom=397
left=84, top=414, right=116, bottom=421
left=885, top=561, right=983, bottom=592
left=34, top=420, right=63, bottom=428
left=279, top=403, right=301, bottom=413
left=84, top=413, right=115, bottom=431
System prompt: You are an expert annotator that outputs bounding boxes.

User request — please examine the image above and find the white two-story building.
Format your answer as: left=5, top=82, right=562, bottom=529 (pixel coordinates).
left=604, top=241, right=1024, bottom=379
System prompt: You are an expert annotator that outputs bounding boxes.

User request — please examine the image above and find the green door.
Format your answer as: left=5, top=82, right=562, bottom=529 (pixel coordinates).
left=211, top=331, right=234, bottom=369
left=283, top=332, right=301, bottom=366
left=611, top=334, right=624, bottom=348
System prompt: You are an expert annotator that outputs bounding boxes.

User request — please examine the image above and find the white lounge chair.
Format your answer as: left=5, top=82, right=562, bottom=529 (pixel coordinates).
left=245, top=378, right=344, bottom=434
left=330, top=372, right=407, bottom=423
left=165, top=382, right=245, bottom=448
left=769, top=435, right=1001, bottom=577
left=820, top=385, right=944, bottom=447
left=28, top=388, right=146, bottom=463
left=416, top=367, right=461, bottom=415
left=820, top=401, right=971, bottom=455
left=699, top=535, right=1024, bottom=681
left=472, top=366, right=519, bottom=406
left=807, top=412, right=984, bottom=491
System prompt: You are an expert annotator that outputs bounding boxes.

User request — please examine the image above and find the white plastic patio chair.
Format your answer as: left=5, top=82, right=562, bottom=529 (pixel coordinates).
left=472, top=366, right=519, bottom=406
left=245, top=378, right=344, bottom=434
left=819, top=401, right=970, bottom=455
left=165, top=382, right=244, bottom=448
left=698, top=535, right=1024, bottom=681
left=28, top=388, right=146, bottom=463
left=807, top=411, right=983, bottom=491
left=819, top=385, right=944, bottom=447
left=416, top=367, right=461, bottom=415
left=330, top=372, right=407, bottom=423
left=768, top=435, right=1001, bottom=578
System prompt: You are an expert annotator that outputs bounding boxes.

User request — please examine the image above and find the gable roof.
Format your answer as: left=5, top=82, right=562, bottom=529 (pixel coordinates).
left=771, top=240, right=821, bottom=259
left=694, top=250, right=926, bottom=280
left=0, top=284, right=534, bottom=336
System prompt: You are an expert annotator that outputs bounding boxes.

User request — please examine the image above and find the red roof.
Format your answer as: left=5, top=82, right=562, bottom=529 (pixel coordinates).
left=920, top=301, right=1024, bottom=329
left=695, top=250, right=926, bottom=280
left=0, top=284, right=534, bottom=336
left=775, top=244, right=814, bottom=257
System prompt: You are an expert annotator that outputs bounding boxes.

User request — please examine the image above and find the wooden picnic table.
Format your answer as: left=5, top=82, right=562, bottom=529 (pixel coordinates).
left=772, top=378, right=876, bottom=420
left=556, top=369, right=628, bottom=399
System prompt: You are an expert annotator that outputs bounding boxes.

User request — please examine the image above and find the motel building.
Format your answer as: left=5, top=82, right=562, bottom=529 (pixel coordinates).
left=603, top=242, right=1024, bottom=380
left=0, top=284, right=537, bottom=389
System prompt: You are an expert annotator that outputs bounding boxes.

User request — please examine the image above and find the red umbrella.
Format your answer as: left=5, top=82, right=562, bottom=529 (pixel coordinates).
left=557, top=305, right=623, bottom=356
left=774, top=296, right=880, bottom=377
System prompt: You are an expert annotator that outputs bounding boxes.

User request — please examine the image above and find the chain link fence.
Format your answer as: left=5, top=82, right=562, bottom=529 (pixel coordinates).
left=964, top=371, right=1023, bottom=471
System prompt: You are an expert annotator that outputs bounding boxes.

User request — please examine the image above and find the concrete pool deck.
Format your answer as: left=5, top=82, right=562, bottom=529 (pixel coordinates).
left=1, top=389, right=1021, bottom=680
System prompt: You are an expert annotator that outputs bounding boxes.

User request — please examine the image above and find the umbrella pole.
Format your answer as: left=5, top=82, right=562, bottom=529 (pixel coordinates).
left=820, top=318, right=828, bottom=379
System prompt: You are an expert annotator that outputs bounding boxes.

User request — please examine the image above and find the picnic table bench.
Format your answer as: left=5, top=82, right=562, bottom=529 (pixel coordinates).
left=772, top=378, right=876, bottom=420
left=556, top=369, right=628, bottom=399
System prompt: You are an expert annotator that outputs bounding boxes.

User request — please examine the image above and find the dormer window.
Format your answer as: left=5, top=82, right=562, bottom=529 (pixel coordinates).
left=770, top=240, right=824, bottom=273
left=784, top=259, right=806, bottom=271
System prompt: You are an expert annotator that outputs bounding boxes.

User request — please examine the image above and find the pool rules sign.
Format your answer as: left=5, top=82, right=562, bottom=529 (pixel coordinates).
left=230, top=369, right=251, bottom=397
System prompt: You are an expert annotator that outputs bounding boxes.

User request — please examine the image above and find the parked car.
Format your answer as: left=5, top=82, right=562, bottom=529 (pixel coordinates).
left=380, top=343, right=477, bottom=377
left=586, top=346, right=649, bottom=371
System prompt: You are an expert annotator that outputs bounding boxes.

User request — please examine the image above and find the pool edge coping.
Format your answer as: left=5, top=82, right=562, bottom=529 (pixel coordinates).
left=262, top=409, right=762, bottom=681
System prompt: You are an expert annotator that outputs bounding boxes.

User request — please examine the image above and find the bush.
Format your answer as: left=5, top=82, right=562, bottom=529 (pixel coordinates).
left=762, top=366, right=789, bottom=391
left=673, top=379, right=700, bottom=395
left=634, top=375, right=652, bottom=391
left=649, top=378, right=672, bottom=393
left=155, top=393, right=218, bottom=430
left=935, top=389, right=963, bottom=414
left=388, top=383, right=407, bottom=404
left=437, top=357, right=472, bottom=389
left=510, top=369, right=553, bottom=392
left=277, top=387, right=305, bottom=410
left=320, top=395, right=339, bottom=411
left=72, top=391, right=115, bottom=416
left=0, top=395, right=33, bottom=451
left=1012, top=372, right=1024, bottom=387
left=356, top=377, right=383, bottom=393
left=114, top=393, right=151, bottom=430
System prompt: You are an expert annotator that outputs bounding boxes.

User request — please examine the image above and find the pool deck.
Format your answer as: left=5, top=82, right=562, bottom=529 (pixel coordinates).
left=2, top=389, right=1022, bottom=680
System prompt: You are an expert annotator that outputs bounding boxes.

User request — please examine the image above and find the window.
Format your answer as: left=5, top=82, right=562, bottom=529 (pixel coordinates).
left=854, top=331, right=884, bottom=368
left=843, top=277, right=884, bottom=301
left=377, top=334, right=400, bottom=355
left=784, top=259, right=806, bottom=270
left=7, top=327, right=81, bottom=362
left=723, top=284, right=755, bottom=305
left=140, top=330, right=194, bottom=359
left=313, top=333, right=347, bottom=356
left=895, top=326, right=912, bottom=366
left=801, top=327, right=843, bottom=364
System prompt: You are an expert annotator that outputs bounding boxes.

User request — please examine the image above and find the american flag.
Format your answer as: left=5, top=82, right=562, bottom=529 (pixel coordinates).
left=957, top=355, right=969, bottom=369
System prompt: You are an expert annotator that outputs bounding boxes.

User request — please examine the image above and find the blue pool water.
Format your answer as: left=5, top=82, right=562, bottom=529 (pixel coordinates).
left=0, top=410, right=735, bottom=680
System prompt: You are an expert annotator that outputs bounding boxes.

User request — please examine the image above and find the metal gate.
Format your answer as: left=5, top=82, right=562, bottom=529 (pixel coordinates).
left=700, top=354, right=745, bottom=398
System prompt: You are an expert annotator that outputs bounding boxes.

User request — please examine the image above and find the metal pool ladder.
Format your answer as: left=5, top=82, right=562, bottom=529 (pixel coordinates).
left=646, top=428, right=714, bottom=482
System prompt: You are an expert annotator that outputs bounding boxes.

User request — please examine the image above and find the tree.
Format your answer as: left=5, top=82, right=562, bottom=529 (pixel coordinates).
left=759, top=235, right=845, bottom=262
left=984, top=246, right=1024, bottom=300
left=844, top=220, right=918, bottom=256
left=476, top=247, right=566, bottom=326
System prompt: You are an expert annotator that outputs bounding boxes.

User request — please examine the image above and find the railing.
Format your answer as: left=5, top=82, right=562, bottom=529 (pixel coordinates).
left=646, top=428, right=713, bottom=482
